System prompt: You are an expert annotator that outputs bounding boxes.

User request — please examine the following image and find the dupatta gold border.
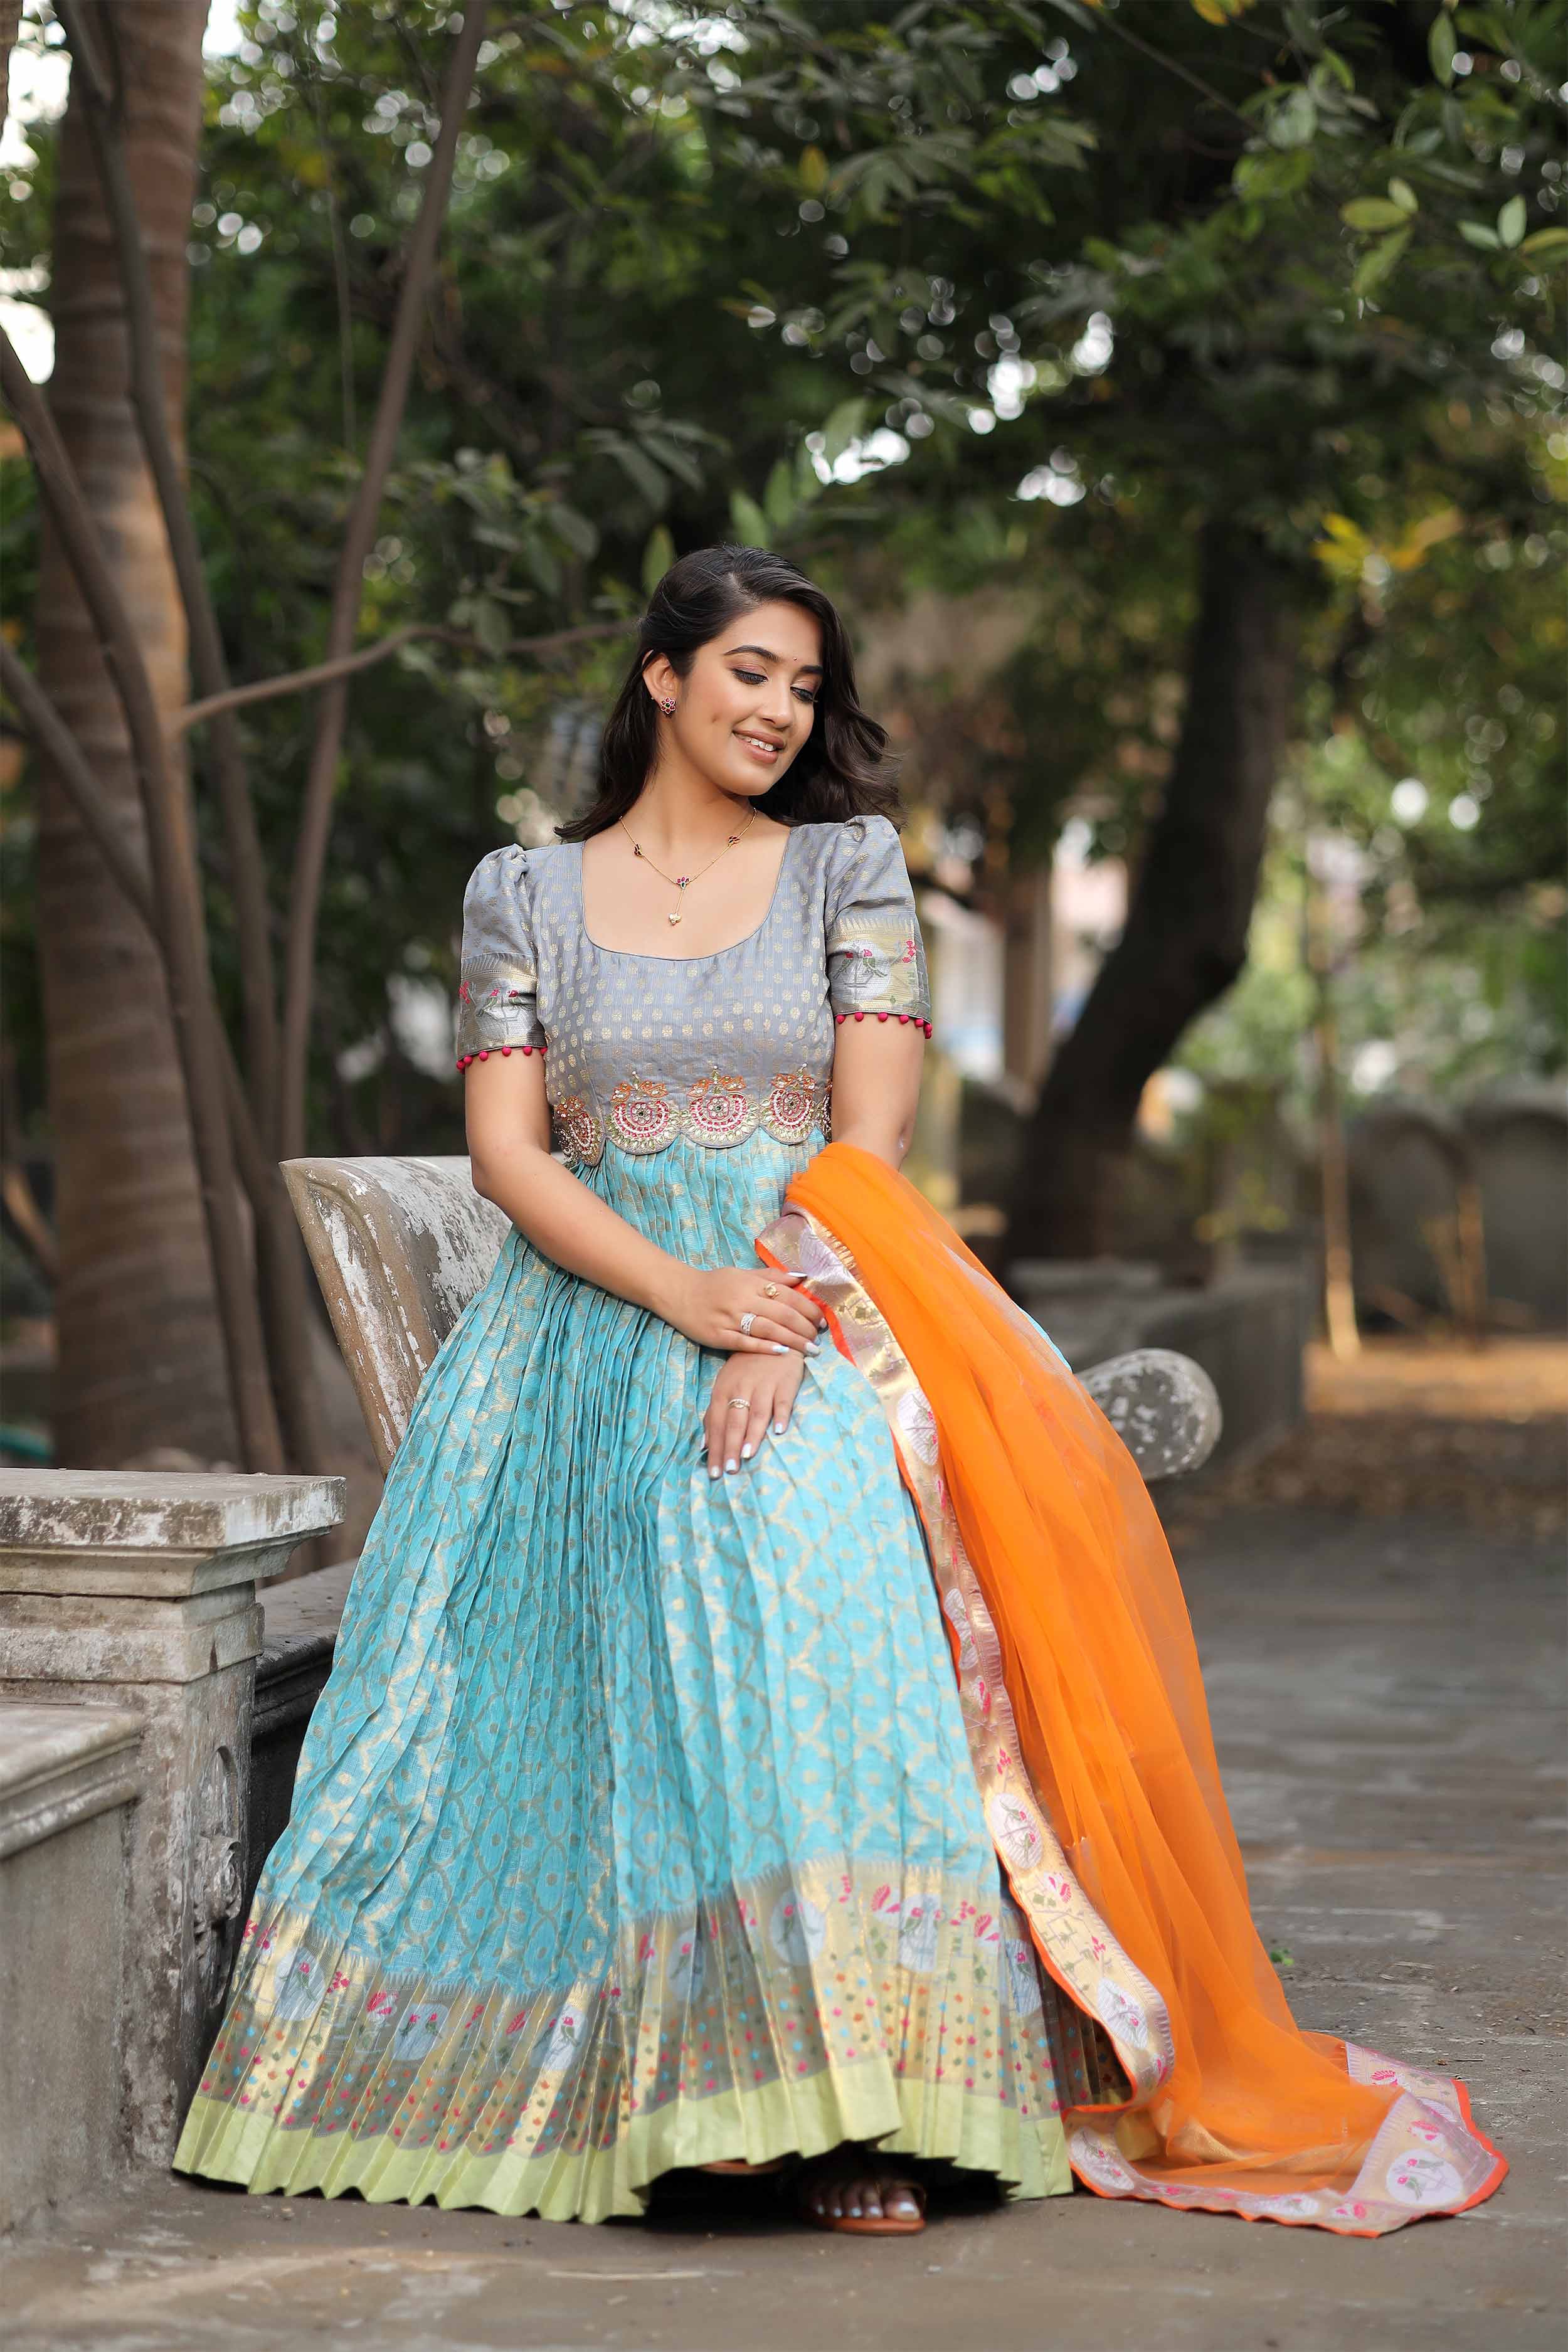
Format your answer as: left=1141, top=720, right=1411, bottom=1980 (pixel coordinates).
left=755, top=1208, right=1172, bottom=2105
left=756, top=1204, right=1508, bottom=2237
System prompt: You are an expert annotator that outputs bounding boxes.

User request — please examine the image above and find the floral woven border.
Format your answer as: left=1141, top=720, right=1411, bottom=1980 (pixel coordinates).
left=756, top=1203, right=1508, bottom=2236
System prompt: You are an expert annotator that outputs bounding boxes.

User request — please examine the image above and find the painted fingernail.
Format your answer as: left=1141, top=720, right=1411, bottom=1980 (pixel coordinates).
left=771, top=1344, right=787, bottom=1355
left=709, top=1465, right=721, bottom=1480
left=740, top=1443, right=754, bottom=1460
left=805, top=1340, right=820, bottom=1355
left=725, top=1457, right=738, bottom=1473
left=772, top=1421, right=786, bottom=1435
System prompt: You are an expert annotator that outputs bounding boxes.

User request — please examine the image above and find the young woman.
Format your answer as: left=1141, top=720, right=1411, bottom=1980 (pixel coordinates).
left=176, top=546, right=1504, bottom=2238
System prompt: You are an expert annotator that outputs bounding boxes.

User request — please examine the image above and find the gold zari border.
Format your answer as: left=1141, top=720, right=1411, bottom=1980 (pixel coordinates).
left=755, top=1203, right=1508, bottom=2237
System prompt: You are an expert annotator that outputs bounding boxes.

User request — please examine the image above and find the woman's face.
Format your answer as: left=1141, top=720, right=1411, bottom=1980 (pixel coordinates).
left=645, top=599, right=824, bottom=801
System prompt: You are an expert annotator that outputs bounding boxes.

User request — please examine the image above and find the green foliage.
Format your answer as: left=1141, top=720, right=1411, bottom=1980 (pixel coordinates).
left=0, top=0, right=1559, bottom=1153
left=1177, top=489, right=1565, bottom=1118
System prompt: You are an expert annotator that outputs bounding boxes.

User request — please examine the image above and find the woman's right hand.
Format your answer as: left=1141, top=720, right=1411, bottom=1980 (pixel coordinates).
left=665, top=1266, right=825, bottom=1357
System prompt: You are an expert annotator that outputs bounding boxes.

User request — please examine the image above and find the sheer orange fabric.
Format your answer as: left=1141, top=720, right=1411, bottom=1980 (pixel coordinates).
left=781, top=1144, right=1505, bottom=2232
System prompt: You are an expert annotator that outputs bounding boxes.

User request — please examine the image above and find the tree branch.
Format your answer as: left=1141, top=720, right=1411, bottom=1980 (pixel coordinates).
left=167, top=617, right=635, bottom=738
left=0, top=638, right=324, bottom=1464
left=0, top=636, right=156, bottom=924
left=279, top=1, right=490, bottom=1163
left=57, top=0, right=283, bottom=1150
left=1088, top=10, right=1254, bottom=134
left=0, top=322, right=285, bottom=1471
left=299, top=40, right=358, bottom=453
left=0, top=1033, right=56, bottom=1285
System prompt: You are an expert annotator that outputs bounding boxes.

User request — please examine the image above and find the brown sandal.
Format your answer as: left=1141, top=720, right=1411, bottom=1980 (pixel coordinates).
left=795, top=2154, right=927, bottom=2236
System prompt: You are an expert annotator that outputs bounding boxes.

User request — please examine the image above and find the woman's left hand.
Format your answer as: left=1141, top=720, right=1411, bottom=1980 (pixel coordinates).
left=703, top=1347, right=806, bottom=1479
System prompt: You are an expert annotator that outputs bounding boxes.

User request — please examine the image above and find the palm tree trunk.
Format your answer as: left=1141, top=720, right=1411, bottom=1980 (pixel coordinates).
left=1004, top=518, right=1303, bottom=1264
left=34, top=0, right=235, bottom=1465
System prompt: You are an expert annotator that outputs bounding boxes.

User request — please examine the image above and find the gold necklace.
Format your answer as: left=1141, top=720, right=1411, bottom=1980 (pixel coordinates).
left=619, top=806, right=756, bottom=926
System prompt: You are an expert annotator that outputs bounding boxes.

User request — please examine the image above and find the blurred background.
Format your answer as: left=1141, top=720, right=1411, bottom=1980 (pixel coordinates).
left=0, top=0, right=1562, bottom=1549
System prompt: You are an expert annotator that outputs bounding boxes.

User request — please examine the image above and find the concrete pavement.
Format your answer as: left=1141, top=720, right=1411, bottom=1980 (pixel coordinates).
left=4, top=1503, right=1562, bottom=2352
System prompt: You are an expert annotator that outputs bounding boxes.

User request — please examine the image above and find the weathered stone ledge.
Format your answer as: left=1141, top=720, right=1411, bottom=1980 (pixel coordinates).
left=0, top=1701, right=143, bottom=1863
left=0, top=1469, right=346, bottom=2208
left=0, top=1471, right=349, bottom=1599
left=0, top=1700, right=144, bottom=2232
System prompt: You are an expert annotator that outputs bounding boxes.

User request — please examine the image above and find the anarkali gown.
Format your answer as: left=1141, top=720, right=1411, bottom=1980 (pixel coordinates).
left=176, top=815, right=1505, bottom=2235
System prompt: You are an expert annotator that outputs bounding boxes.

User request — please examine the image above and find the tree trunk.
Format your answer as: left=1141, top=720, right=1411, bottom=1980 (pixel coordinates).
left=1004, top=518, right=1302, bottom=1264
left=34, top=1, right=234, bottom=1464
left=0, top=3, right=23, bottom=125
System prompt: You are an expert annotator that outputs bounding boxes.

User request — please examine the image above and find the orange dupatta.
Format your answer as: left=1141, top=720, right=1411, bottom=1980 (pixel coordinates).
left=765, top=1143, right=1505, bottom=2235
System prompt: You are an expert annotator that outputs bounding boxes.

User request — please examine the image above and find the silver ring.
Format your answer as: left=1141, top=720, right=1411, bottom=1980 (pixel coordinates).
left=726, top=1397, right=750, bottom=1411
left=738, top=1311, right=755, bottom=1337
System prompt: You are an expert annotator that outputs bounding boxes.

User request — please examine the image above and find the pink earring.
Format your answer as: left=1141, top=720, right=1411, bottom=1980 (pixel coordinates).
left=659, top=697, right=676, bottom=716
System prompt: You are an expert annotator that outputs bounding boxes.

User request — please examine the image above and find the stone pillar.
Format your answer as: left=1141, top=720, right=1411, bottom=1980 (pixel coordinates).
left=0, top=1471, right=344, bottom=2164
left=0, top=1702, right=144, bottom=2228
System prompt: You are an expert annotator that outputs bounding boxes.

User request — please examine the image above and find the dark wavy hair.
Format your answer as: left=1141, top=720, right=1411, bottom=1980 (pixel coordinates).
left=557, top=544, right=901, bottom=841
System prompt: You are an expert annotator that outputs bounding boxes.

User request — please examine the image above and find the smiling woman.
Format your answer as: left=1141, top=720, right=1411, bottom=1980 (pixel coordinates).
left=561, top=543, right=901, bottom=840
left=174, top=546, right=1503, bottom=2243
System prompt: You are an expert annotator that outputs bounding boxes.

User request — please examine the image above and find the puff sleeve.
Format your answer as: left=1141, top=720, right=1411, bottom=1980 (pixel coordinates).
left=824, top=814, right=931, bottom=1034
left=453, top=846, right=548, bottom=1067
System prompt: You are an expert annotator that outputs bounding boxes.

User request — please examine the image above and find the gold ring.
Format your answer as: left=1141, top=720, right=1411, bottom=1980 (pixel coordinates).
left=726, top=1397, right=750, bottom=1410
left=763, top=1281, right=778, bottom=1298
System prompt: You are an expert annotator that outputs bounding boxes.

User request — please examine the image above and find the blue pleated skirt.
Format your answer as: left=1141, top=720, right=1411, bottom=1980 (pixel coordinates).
left=174, top=1135, right=1071, bottom=2218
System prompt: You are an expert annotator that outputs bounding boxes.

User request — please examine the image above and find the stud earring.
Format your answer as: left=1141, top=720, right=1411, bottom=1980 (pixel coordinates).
left=659, top=697, right=676, bottom=716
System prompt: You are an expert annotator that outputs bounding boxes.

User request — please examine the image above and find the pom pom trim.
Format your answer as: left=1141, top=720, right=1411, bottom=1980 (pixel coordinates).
left=456, top=1044, right=547, bottom=1071
left=834, top=1011, right=933, bottom=1037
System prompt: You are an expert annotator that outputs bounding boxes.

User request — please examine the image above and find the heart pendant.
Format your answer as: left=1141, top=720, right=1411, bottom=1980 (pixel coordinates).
left=667, top=910, right=682, bottom=926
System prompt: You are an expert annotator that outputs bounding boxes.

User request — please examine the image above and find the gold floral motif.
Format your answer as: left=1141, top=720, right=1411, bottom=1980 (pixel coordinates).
left=608, top=1078, right=678, bottom=1153
left=764, top=1067, right=828, bottom=1145
left=553, top=1093, right=605, bottom=1168
left=551, top=1069, right=829, bottom=1167
left=686, top=1070, right=753, bottom=1146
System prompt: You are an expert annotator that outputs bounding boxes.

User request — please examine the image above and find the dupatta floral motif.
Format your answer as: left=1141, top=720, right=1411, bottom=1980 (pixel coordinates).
left=758, top=1145, right=1507, bottom=2237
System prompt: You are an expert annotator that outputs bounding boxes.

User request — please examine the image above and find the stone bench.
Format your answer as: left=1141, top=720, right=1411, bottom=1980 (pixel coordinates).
left=282, top=1153, right=1225, bottom=1485
left=249, top=1162, right=1224, bottom=1878
left=1012, top=1259, right=1306, bottom=1471
left=0, top=1471, right=343, bottom=2230
left=0, top=1702, right=144, bottom=2232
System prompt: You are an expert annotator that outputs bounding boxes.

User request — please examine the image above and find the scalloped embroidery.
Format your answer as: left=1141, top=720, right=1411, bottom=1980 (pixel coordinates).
left=554, top=1067, right=830, bottom=1168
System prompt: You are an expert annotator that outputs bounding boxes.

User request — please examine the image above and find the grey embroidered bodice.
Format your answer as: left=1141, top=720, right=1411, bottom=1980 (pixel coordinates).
left=453, top=815, right=930, bottom=1168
